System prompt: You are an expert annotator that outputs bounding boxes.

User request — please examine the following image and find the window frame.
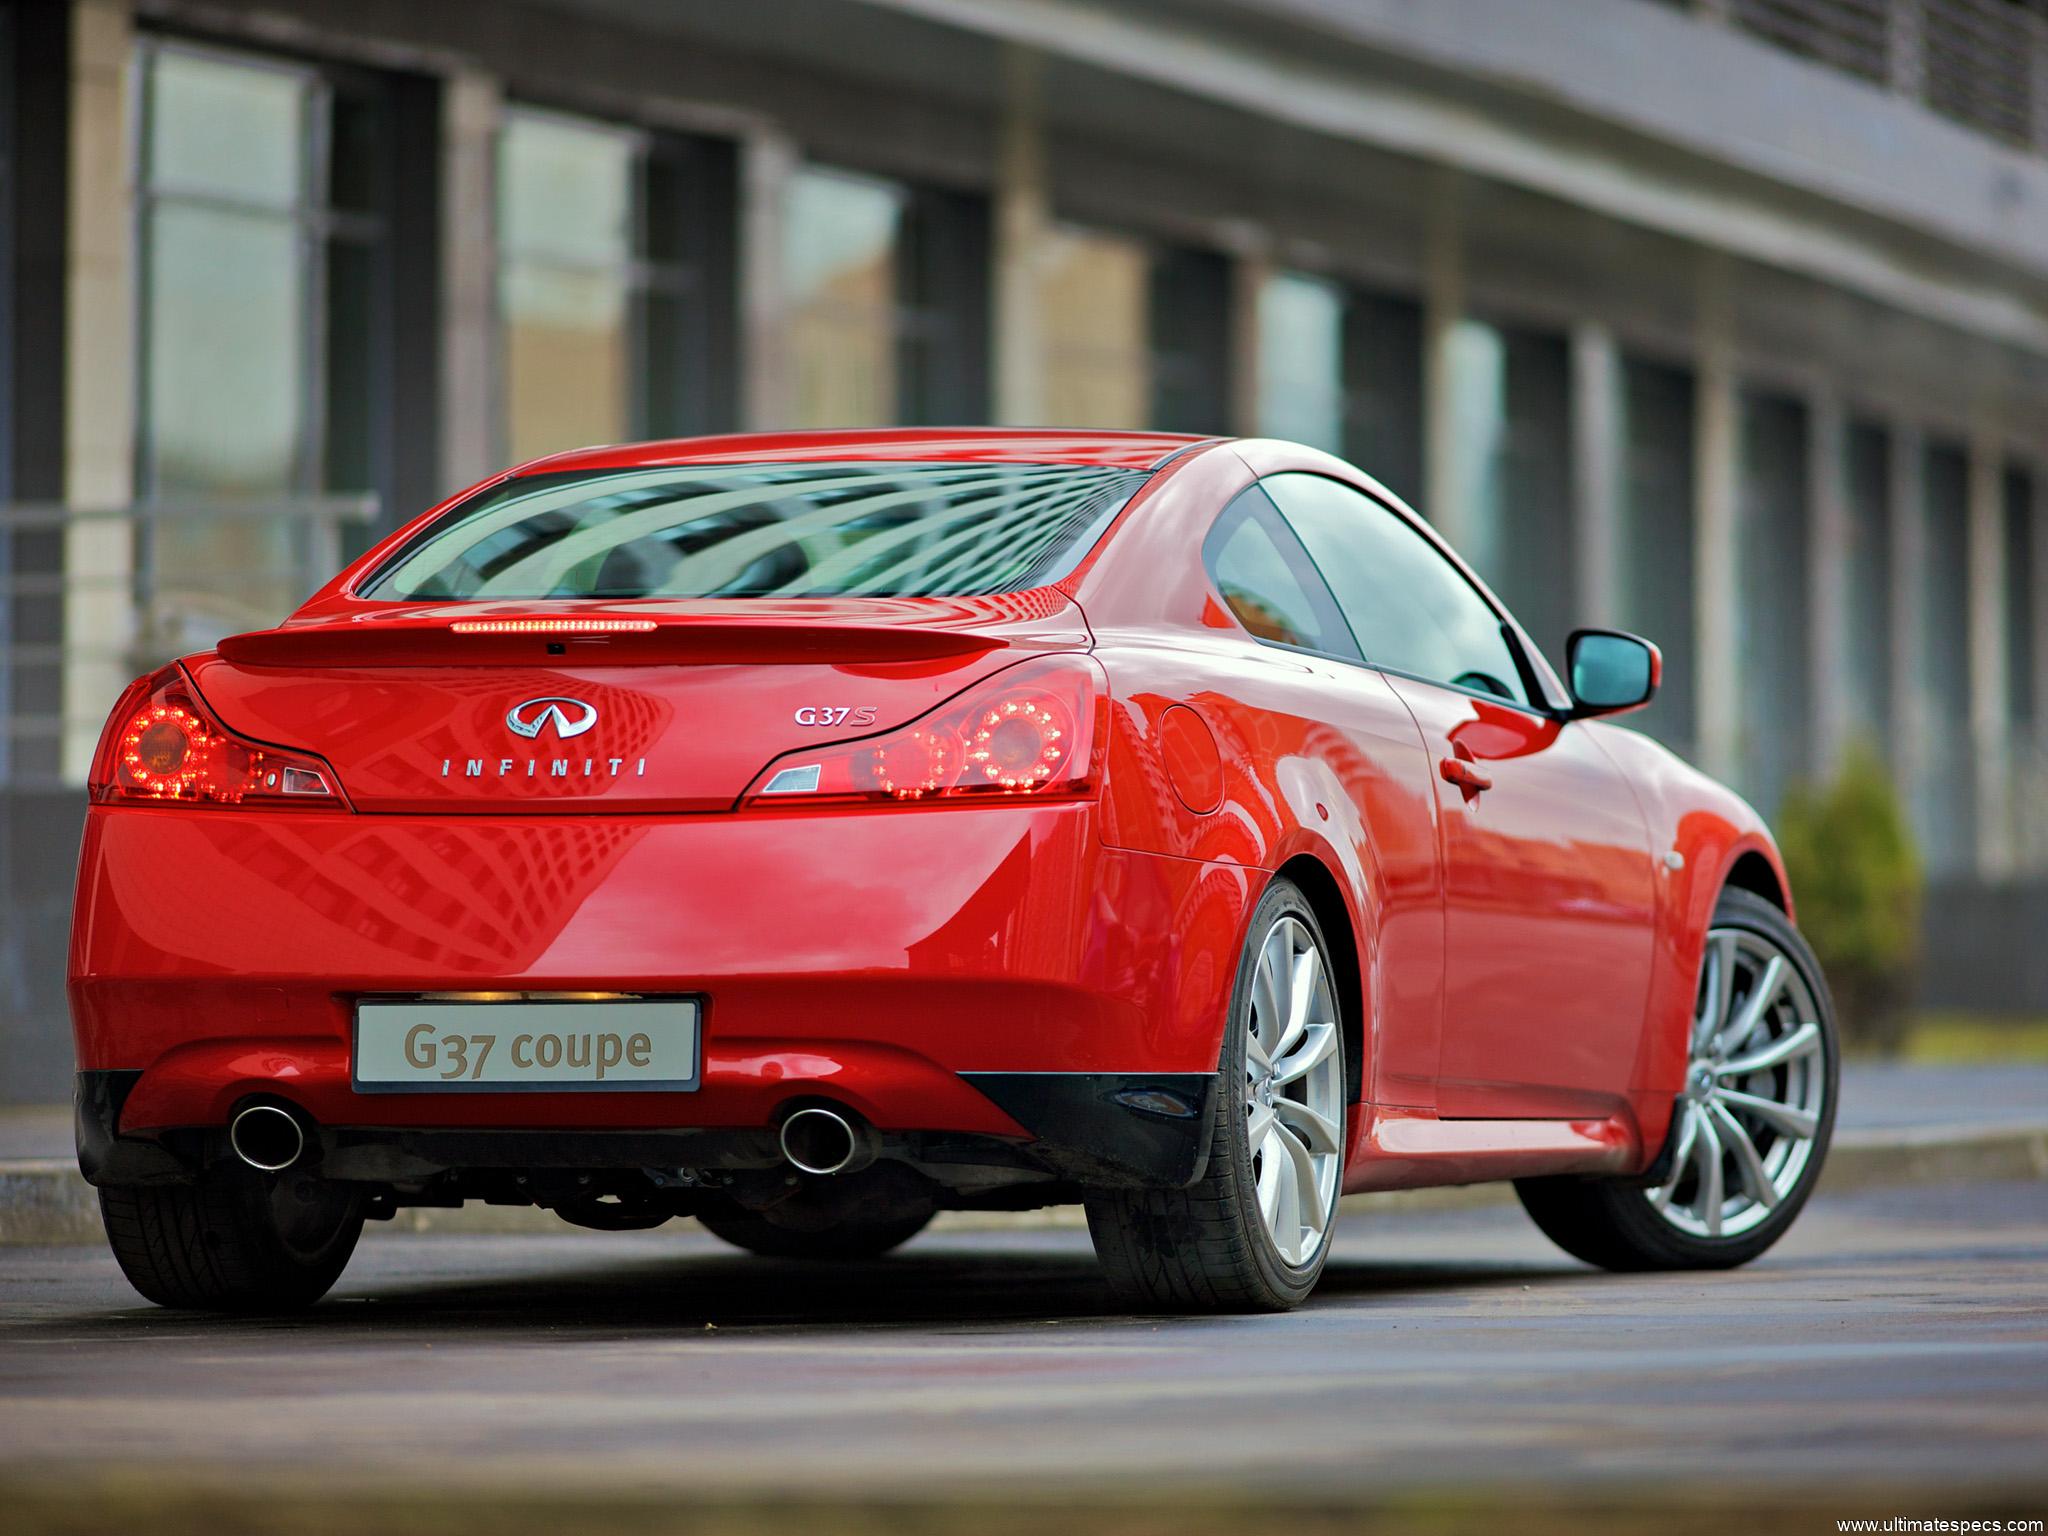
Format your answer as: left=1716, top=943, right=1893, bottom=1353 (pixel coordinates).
left=134, top=33, right=395, bottom=506
left=1198, top=483, right=1362, bottom=663
left=894, top=181, right=990, bottom=425
left=1039, top=218, right=1234, bottom=435
left=495, top=101, right=737, bottom=461
left=783, top=161, right=991, bottom=429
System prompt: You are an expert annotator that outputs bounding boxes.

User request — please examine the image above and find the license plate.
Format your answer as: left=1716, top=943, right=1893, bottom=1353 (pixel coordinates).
left=352, top=999, right=700, bottom=1093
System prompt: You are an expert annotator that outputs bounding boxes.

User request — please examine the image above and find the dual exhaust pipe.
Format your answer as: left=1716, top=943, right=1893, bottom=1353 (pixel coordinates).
left=228, top=1100, right=873, bottom=1178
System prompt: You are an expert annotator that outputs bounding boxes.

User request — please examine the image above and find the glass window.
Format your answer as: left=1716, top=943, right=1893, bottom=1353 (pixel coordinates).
left=784, top=166, right=989, bottom=429
left=137, top=41, right=389, bottom=638
left=1842, top=419, right=1892, bottom=751
left=147, top=200, right=303, bottom=498
left=1042, top=226, right=1152, bottom=430
left=1919, top=441, right=1975, bottom=873
left=2004, top=466, right=2035, bottom=734
left=1040, top=226, right=1231, bottom=434
left=1447, top=317, right=1574, bottom=664
left=1150, top=248, right=1231, bottom=434
left=366, top=462, right=1147, bottom=601
left=142, top=48, right=309, bottom=501
left=1256, top=273, right=1424, bottom=511
left=1342, top=291, right=1424, bottom=509
left=1201, top=487, right=1358, bottom=657
left=500, top=111, right=635, bottom=461
left=1265, top=472, right=1529, bottom=705
left=1257, top=273, right=1344, bottom=452
left=1735, top=389, right=1811, bottom=819
left=148, top=47, right=301, bottom=204
left=896, top=185, right=990, bottom=425
left=1616, top=355, right=1696, bottom=757
left=786, top=167, right=904, bottom=429
left=499, top=109, right=735, bottom=462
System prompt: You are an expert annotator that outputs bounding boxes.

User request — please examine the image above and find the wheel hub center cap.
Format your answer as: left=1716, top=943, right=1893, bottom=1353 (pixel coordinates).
left=1688, top=1063, right=1717, bottom=1099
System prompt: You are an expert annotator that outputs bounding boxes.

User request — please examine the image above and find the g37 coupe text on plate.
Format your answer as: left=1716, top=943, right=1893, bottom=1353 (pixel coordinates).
left=70, top=429, right=1837, bottom=1312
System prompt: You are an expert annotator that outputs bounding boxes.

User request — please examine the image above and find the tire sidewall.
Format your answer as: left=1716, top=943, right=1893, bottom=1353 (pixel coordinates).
left=230, top=1164, right=365, bottom=1299
left=1219, top=876, right=1345, bottom=1305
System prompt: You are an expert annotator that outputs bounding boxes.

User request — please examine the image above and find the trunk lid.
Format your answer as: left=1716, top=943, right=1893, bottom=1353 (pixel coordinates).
left=187, top=596, right=1090, bottom=813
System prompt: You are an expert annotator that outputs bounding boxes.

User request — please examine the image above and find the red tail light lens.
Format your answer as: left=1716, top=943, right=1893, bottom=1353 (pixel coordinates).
left=88, top=664, right=346, bottom=809
left=744, top=654, right=1106, bottom=806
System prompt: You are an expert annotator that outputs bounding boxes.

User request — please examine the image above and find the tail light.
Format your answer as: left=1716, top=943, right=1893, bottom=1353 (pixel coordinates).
left=744, top=654, right=1106, bottom=806
left=88, top=664, right=346, bottom=809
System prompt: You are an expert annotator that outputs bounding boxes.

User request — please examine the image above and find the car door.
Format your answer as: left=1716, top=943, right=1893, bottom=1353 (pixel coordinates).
left=1263, top=471, right=1658, bottom=1121
left=1200, top=485, right=1447, bottom=1112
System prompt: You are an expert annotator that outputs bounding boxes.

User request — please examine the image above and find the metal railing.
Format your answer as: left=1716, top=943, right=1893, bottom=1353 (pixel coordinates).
left=1921, top=0, right=2046, bottom=148
left=1730, top=0, right=1895, bottom=84
left=1686, top=0, right=2048, bottom=152
left=0, top=495, right=379, bottom=788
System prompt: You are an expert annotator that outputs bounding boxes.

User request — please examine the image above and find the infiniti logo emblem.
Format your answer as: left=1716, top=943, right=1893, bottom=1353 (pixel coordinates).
left=505, top=696, right=598, bottom=740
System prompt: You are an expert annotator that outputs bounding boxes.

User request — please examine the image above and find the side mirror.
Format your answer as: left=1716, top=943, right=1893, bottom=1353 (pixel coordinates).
left=1565, top=629, right=1660, bottom=719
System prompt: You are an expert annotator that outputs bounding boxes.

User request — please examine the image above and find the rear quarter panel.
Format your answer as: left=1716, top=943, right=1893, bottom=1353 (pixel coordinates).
left=1068, top=444, right=1444, bottom=1114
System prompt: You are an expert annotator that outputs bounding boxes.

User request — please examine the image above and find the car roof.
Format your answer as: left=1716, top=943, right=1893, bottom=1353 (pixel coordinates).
left=513, top=428, right=1219, bottom=475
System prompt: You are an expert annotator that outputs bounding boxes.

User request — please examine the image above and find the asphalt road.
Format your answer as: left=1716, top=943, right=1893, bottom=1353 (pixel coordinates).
left=3, top=1179, right=2045, bottom=1526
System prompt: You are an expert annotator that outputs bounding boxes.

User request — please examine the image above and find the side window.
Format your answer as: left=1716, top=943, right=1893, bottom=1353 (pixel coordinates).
left=1201, top=486, right=1361, bottom=659
left=1264, top=472, right=1530, bottom=706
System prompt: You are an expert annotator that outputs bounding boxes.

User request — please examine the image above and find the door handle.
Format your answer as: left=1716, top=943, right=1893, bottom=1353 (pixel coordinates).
left=1439, top=756, right=1493, bottom=793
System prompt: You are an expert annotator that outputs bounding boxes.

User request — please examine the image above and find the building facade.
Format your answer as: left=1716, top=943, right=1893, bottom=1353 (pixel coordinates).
left=3, top=0, right=2047, bottom=1099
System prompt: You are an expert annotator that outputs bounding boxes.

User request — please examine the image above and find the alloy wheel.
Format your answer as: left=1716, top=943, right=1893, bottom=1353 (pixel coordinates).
left=1646, top=924, right=1827, bottom=1239
left=1244, top=914, right=1344, bottom=1267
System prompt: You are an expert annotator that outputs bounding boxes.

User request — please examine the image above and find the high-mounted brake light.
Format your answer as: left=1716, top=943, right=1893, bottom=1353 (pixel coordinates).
left=448, top=618, right=656, bottom=634
left=744, top=654, right=1106, bottom=807
left=88, top=664, right=346, bottom=809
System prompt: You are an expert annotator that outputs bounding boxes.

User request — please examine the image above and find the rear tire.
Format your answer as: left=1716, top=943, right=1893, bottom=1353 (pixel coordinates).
left=695, top=1207, right=933, bottom=1259
left=1516, top=887, right=1838, bottom=1272
left=1085, top=876, right=1346, bottom=1313
left=99, top=1162, right=363, bottom=1311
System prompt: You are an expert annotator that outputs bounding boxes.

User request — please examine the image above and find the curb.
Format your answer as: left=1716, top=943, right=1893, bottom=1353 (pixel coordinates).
left=0, top=1160, right=104, bottom=1247
left=3, top=1124, right=2043, bottom=1247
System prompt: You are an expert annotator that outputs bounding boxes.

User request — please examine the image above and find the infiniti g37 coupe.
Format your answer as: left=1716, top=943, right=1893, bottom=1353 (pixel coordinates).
left=70, top=428, right=1837, bottom=1312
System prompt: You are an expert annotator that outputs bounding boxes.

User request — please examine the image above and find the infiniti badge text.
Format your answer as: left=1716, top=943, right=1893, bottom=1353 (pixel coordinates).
left=440, top=756, right=646, bottom=779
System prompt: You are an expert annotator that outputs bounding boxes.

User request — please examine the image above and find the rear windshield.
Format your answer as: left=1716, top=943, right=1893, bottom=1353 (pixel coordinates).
left=363, top=461, right=1149, bottom=601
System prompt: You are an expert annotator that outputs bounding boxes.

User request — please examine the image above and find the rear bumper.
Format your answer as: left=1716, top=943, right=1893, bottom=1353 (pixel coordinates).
left=75, top=1067, right=1221, bottom=1191
left=69, top=800, right=1253, bottom=1182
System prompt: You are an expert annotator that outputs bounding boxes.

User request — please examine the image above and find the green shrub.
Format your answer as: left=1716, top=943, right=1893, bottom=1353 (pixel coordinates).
left=1774, top=744, right=1923, bottom=1055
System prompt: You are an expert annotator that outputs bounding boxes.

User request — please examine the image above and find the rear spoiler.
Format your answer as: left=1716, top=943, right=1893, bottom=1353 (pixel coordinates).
left=216, top=598, right=1090, bottom=667
left=217, top=622, right=1016, bottom=668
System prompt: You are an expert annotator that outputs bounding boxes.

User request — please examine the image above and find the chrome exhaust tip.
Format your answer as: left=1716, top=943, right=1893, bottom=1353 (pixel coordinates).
left=229, top=1103, right=306, bottom=1172
left=778, top=1106, right=873, bottom=1177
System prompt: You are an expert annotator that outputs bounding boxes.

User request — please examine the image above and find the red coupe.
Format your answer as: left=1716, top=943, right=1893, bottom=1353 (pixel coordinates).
left=70, top=429, right=1837, bottom=1312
